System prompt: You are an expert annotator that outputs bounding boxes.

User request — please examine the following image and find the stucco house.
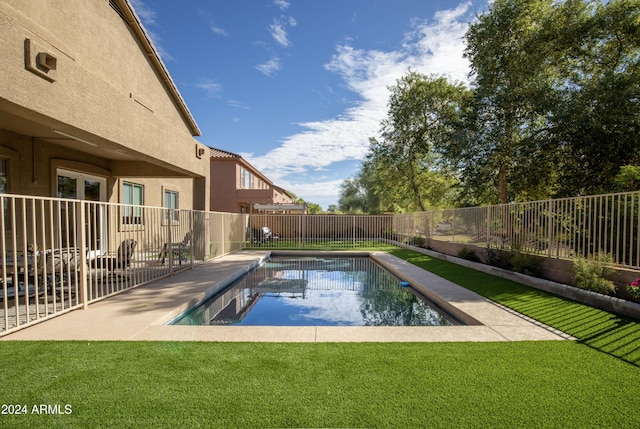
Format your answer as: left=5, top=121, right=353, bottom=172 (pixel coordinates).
left=209, top=147, right=302, bottom=214
left=0, top=0, right=240, bottom=335
left=0, top=0, right=209, bottom=213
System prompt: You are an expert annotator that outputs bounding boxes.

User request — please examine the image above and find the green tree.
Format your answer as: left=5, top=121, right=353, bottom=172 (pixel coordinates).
left=292, top=196, right=322, bottom=214
left=305, top=203, right=323, bottom=214
left=614, top=166, right=640, bottom=192
left=462, top=0, right=640, bottom=201
left=550, top=0, right=640, bottom=195
left=463, top=0, right=565, bottom=204
left=326, top=204, right=340, bottom=214
left=365, top=72, right=466, bottom=212
left=338, top=177, right=367, bottom=213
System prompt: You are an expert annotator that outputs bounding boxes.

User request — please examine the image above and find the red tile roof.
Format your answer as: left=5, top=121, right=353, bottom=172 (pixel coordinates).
left=209, top=147, right=240, bottom=158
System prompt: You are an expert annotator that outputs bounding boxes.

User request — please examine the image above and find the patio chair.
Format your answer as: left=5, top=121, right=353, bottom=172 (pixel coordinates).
left=246, top=226, right=277, bottom=246
left=0, top=283, right=37, bottom=301
left=91, top=239, right=137, bottom=273
left=159, top=232, right=191, bottom=265
left=261, top=226, right=273, bottom=243
left=0, top=248, right=44, bottom=300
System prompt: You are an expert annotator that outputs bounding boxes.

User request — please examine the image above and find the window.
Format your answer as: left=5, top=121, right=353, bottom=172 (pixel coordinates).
left=164, top=190, right=179, bottom=222
left=240, top=166, right=255, bottom=189
left=57, top=170, right=106, bottom=201
left=122, top=182, right=144, bottom=224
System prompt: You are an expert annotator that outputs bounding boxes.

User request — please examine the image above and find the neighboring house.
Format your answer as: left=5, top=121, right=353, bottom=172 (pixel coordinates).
left=209, top=147, right=303, bottom=213
left=0, top=0, right=209, bottom=212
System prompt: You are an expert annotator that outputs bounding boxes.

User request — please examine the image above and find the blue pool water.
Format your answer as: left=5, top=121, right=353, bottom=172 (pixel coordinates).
left=171, top=256, right=461, bottom=326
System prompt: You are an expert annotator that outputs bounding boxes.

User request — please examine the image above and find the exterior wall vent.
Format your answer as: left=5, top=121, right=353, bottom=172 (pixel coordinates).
left=37, top=52, right=57, bottom=71
left=24, top=38, right=58, bottom=82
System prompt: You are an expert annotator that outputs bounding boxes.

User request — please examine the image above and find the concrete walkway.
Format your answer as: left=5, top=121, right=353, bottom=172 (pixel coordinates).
left=1, top=251, right=573, bottom=342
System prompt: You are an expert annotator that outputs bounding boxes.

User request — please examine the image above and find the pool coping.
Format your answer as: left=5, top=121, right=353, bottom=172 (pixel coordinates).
left=1, top=250, right=573, bottom=342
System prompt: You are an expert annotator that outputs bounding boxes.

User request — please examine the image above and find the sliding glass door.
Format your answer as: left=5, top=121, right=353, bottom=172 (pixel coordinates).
left=57, top=169, right=107, bottom=253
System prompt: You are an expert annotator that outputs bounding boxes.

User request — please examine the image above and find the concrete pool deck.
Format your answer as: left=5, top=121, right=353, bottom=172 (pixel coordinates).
left=1, top=250, right=573, bottom=342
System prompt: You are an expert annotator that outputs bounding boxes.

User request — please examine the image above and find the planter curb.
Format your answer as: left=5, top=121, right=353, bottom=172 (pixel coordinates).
left=398, top=243, right=640, bottom=321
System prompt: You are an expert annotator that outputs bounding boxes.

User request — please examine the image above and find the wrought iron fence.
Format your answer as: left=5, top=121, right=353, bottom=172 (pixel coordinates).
left=4, top=190, right=639, bottom=335
left=0, top=194, right=246, bottom=335
left=393, top=191, right=640, bottom=269
left=246, top=214, right=394, bottom=249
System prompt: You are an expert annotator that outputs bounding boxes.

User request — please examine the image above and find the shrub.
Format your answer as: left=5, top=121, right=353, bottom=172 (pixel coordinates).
left=486, top=247, right=513, bottom=270
left=627, top=278, right=640, bottom=300
left=407, top=236, right=425, bottom=247
left=457, top=247, right=481, bottom=262
left=572, top=254, right=616, bottom=295
left=511, top=252, right=544, bottom=278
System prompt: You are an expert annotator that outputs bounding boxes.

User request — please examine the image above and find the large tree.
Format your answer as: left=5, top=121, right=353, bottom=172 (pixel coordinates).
left=463, top=0, right=640, bottom=202
left=463, top=0, right=564, bottom=204
left=338, top=177, right=367, bottom=214
left=364, top=72, right=467, bottom=212
left=550, top=0, right=640, bottom=195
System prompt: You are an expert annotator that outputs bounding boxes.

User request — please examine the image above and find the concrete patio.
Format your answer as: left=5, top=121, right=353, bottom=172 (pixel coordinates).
left=1, top=250, right=573, bottom=342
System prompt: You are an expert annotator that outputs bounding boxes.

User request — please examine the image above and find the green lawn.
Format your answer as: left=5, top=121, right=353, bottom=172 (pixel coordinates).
left=245, top=240, right=398, bottom=250
left=1, top=247, right=639, bottom=428
left=388, top=248, right=640, bottom=366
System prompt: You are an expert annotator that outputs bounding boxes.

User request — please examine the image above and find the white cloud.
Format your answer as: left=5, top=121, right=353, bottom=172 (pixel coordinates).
left=274, top=0, right=290, bottom=11
left=256, top=57, right=281, bottom=77
left=228, top=100, right=251, bottom=110
left=269, top=19, right=291, bottom=47
left=245, top=2, right=474, bottom=209
left=210, top=25, right=229, bottom=37
left=196, top=80, right=223, bottom=97
left=130, top=0, right=156, bottom=25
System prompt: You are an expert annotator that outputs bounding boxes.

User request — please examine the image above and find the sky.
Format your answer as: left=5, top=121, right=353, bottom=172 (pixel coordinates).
left=130, top=0, right=490, bottom=210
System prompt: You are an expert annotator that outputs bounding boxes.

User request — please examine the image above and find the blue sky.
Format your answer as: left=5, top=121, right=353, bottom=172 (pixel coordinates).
left=130, top=0, right=489, bottom=209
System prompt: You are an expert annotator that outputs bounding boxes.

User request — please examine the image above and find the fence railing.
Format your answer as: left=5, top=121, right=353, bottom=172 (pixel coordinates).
left=393, top=191, right=640, bottom=269
left=247, top=214, right=394, bottom=249
left=0, top=194, right=246, bottom=335
left=4, top=190, right=639, bottom=335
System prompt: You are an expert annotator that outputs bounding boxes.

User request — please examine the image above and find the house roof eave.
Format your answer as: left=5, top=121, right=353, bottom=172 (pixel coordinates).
left=119, top=0, right=201, bottom=136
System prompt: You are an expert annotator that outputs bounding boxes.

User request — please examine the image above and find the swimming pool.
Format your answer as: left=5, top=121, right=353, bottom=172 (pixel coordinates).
left=171, top=256, right=463, bottom=326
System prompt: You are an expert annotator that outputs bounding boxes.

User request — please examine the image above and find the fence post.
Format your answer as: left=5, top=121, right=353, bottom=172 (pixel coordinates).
left=79, top=201, right=89, bottom=309
left=452, top=210, right=455, bottom=243
left=167, top=209, right=174, bottom=276
left=352, top=216, right=356, bottom=248
left=221, top=213, right=225, bottom=257
left=189, top=210, right=194, bottom=268
left=486, top=206, right=491, bottom=249
left=547, top=199, right=553, bottom=258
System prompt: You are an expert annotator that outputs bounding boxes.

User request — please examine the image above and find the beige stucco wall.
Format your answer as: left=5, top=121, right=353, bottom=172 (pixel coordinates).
left=0, top=0, right=209, bottom=209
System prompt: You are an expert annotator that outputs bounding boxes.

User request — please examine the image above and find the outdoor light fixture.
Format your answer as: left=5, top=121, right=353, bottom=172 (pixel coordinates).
left=51, top=128, right=99, bottom=147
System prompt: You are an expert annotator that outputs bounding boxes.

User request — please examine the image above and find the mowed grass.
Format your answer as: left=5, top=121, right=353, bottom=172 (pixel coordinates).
left=1, top=341, right=639, bottom=428
left=245, top=240, right=398, bottom=251
left=388, top=248, right=640, bottom=366
left=1, top=246, right=640, bottom=428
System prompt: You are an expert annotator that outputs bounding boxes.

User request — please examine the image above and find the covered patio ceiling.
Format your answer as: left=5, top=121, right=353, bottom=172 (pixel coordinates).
left=0, top=101, right=196, bottom=178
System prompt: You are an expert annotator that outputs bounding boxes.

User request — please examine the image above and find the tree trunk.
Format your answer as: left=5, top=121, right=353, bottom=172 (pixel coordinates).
left=499, top=163, right=508, bottom=204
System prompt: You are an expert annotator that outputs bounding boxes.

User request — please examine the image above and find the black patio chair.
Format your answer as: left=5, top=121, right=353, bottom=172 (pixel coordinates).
left=159, top=232, right=191, bottom=265
left=91, top=239, right=137, bottom=272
